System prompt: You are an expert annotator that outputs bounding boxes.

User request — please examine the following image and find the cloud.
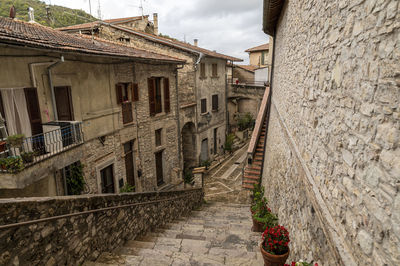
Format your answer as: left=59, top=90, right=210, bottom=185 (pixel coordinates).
left=50, top=0, right=269, bottom=64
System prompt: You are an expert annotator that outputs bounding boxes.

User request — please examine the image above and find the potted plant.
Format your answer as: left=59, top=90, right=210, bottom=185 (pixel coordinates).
left=260, top=225, right=290, bottom=266
left=251, top=184, right=264, bottom=214
left=284, top=261, right=319, bottom=266
left=252, top=198, right=278, bottom=232
left=0, top=156, right=24, bottom=173
left=120, top=183, right=135, bottom=193
left=21, top=151, right=35, bottom=164
left=6, top=134, right=25, bottom=148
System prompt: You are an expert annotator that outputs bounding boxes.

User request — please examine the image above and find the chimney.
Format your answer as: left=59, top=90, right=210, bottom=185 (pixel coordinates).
left=194, top=39, right=198, bottom=47
left=9, top=5, right=16, bottom=19
left=153, top=13, right=158, bottom=35
left=27, top=7, right=35, bottom=23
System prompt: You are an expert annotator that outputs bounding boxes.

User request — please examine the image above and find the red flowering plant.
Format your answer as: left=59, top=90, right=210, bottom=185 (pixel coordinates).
left=284, top=261, right=318, bottom=266
left=262, top=225, right=290, bottom=255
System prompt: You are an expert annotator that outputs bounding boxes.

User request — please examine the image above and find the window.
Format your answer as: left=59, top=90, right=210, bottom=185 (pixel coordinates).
left=212, top=64, right=218, bottom=77
left=148, top=77, right=170, bottom=116
left=122, top=101, right=133, bottom=124
left=62, top=161, right=83, bottom=195
left=212, top=94, right=218, bottom=111
left=155, top=128, right=162, bottom=147
left=261, top=51, right=265, bottom=65
left=132, top=83, right=139, bottom=102
left=200, top=63, right=206, bottom=78
left=115, top=83, right=129, bottom=104
left=100, top=164, right=115, bottom=193
left=201, top=98, right=207, bottom=114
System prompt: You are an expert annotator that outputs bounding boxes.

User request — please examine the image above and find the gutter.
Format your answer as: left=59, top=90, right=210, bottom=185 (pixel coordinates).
left=47, top=56, right=64, bottom=121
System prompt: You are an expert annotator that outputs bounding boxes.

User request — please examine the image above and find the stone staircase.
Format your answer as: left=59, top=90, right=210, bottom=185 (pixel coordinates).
left=84, top=202, right=263, bottom=265
left=242, top=124, right=266, bottom=190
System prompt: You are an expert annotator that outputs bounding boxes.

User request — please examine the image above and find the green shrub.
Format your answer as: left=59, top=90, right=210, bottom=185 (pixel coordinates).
left=6, top=134, right=25, bottom=147
left=224, top=134, right=235, bottom=152
left=0, top=156, right=24, bottom=173
left=120, top=184, right=135, bottom=193
left=66, top=163, right=85, bottom=195
left=200, top=160, right=211, bottom=169
left=237, top=112, right=255, bottom=131
left=183, top=168, right=194, bottom=185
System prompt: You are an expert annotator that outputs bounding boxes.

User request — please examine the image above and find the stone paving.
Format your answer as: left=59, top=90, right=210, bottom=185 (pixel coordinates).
left=84, top=142, right=262, bottom=265
left=204, top=143, right=252, bottom=204
left=84, top=202, right=263, bottom=265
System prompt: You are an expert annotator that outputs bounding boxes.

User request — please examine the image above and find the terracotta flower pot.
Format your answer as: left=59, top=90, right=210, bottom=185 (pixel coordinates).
left=260, top=243, right=289, bottom=266
left=252, top=218, right=265, bottom=232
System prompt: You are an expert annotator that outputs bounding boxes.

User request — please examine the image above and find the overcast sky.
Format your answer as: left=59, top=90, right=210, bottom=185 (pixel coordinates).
left=49, top=0, right=269, bottom=64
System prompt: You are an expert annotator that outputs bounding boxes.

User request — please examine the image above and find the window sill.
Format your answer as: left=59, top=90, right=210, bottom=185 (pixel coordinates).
left=211, top=109, right=219, bottom=112
left=200, top=112, right=209, bottom=116
left=211, top=76, right=219, bottom=79
left=199, top=76, right=207, bottom=80
left=123, top=122, right=135, bottom=127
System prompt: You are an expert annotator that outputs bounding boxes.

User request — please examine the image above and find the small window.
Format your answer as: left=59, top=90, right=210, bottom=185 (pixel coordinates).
left=200, top=63, right=206, bottom=78
left=116, top=83, right=131, bottom=104
left=261, top=51, right=265, bottom=65
left=155, top=128, right=162, bottom=147
left=132, top=83, right=139, bottom=102
left=148, top=78, right=163, bottom=116
left=201, top=98, right=207, bottom=114
left=212, top=64, right=218, bottom=77
left=212, top=94, right=218, bottom=111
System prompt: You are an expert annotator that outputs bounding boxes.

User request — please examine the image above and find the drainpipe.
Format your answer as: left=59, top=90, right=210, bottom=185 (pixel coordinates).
left=175, top=64, right=184, bottom=177
left=47, top=56, right=64, bottom=121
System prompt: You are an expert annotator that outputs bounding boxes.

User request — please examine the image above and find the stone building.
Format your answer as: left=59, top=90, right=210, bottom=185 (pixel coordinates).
left=247, top=0, right=399, bottom=265
left=60, top=21, right=242, bottom=170
left=232, top=64, right=257, bottom=83
left=245, top=43, right=270, bottom=68
left=58, top=14, right=158, bottom=35
left=0, top=17, right=184, bottom=197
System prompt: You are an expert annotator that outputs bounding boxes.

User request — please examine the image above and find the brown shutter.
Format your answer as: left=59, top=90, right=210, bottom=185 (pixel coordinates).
left=132, top=83, right=139, bottom=102
left=148, top=78, right=155, bottom=116
left=212, top=94, right=218, bottom=110
left=164, top=78, right=170, bottom=113
left=122, top=102, right=133, bottom=124
left=116, top=83, right=123, bottom=104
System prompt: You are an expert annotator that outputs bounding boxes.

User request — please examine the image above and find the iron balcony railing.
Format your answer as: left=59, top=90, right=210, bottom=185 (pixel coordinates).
left=229, top=79, right=269, bottom=87
left=0, top=122, right=83, bottom=173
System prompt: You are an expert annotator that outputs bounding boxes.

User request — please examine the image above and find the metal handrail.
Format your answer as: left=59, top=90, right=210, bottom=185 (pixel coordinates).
left=0, top=122, right=84, bottom=172
left=0, top=190, right=201, bottom=230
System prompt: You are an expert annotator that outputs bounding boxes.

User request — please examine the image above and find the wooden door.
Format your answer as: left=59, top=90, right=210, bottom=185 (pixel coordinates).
left=213, top=128, right=217, bottom=154
left=24, top=88, right=45, bottom=154
left=124, top=141, right=135, bottom=189
left=100, top=164, right=115, bottom=193
left=201, top=138, right=209, bottom=162
left=155, top=151, right=164, bottom=186
left=54, top=86, right=74, bottom=121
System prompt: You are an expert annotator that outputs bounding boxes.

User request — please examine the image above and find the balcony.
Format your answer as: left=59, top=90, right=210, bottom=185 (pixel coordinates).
left=0, top=122, right=83, bottom=174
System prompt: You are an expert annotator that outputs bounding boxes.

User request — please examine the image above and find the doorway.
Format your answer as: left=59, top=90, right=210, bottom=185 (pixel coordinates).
left=124, top=140, right=136, bottom=190
left=54, top=86, right=74, bottom=121
left=100, top=164, right=115, bottom=193
left=201, top=138, right=209, bottom=162
left=155, top=150, right=164, bottom=186
left=213, top=128, right=218, bottom=155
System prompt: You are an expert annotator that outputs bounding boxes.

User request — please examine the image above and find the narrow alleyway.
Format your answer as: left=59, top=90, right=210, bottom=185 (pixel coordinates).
left=204, top=144, right=251, bottom=204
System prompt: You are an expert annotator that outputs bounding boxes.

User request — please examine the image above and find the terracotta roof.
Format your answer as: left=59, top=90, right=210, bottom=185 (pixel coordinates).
left=58, top=16, right=147, bottom=31
left=0, top=17, right=185, bottom=63
left=235, top=65, right=258, bottom=73
left=245, top=43, right=269, bottom=53
left=111, top=25, right=243, bottom=62
left=263, top=0, right=285, bottom=36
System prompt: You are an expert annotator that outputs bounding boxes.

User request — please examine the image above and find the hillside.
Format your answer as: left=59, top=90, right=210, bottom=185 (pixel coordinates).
left=0, top=0, right=97, bottom=28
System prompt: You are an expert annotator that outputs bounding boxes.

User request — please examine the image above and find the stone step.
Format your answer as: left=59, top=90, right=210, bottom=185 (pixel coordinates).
left=244, top=169, right=261, bottom=175
left=244, top=174, right=260, bottom=180
left=243, top=179, right=259, bottom=185
left=247, top=165, right=262, bottom=171
left=242, top=183, right=256, bottom=190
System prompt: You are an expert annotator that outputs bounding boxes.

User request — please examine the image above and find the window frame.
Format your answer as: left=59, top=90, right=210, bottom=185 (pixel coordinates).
left=200, top=63, right=206, bottom=78
left=201, top=98, right=207, bottom=114
left=212, top=94, right=219, bottom=111
left=212, top=63, right=218, bottom=77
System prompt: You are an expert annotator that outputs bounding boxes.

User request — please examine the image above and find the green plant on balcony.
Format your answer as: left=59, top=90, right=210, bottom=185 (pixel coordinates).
left=252, top=193, right=278, bottom=232
left=224, top=133, right=235, bottom=153
left=6, top=134, right=25, bottom=148
left=120, top=183, right=135, bottom=193
left=21, top=151, right=35, bottom=164
left=66, top=163, right=85, bottom=195
left=0, top=156, right=24, bottom=173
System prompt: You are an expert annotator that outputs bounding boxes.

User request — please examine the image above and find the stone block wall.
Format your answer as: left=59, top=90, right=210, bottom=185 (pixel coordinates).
left=262, top=0, right=399, bottom=265
left=0, top=188, right=203, bottom=266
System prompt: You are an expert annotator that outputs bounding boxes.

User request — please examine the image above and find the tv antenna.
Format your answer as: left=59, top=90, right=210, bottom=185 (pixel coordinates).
left=128, top=0, right=146, bottom=18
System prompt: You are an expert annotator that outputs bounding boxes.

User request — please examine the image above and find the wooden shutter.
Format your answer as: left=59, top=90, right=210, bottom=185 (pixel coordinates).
left=212, top=94, right=218, bottom=110
left=164, top=78, right=170, bottom=113
left=122, top=102, right=133, bottom=124
left=132, top=83, right=139, bottom=102
left=200, top=63, right=206, bottom=78
left=201, top=98, right=207, bottom=113
left=148, top=78, right=155, bottom=116
left=212, top=64, right=218, bottom=77
left=116, top=83, right=123, bottom=104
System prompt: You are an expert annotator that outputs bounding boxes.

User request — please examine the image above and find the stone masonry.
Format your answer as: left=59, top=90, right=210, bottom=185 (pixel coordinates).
left=0, top=188, right=203, bottom=266
left=262, top=0, right=399, bottom=265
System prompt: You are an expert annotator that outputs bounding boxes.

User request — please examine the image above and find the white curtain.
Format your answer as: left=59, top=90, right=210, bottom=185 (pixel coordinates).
left=0, top=88, right=32, bottom=151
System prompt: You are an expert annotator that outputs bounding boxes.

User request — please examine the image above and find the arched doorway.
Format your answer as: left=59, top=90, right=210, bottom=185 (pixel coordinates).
left=181, top=122, right=197, bottom=171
